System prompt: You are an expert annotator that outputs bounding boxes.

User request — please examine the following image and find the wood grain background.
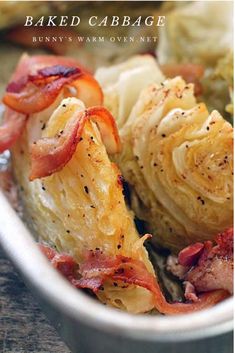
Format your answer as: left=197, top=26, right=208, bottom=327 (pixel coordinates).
left=0, top=246, right=70, bottom=353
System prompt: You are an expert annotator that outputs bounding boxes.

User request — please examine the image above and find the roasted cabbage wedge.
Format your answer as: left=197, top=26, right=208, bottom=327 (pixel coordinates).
left=12, top=97, right=156, bottom=313
left=95, top=55, right=165, bottom=130
left=98, top=72, right=233, bottom=251
left=156, top=1, right=233, bottom=119
left=157, top=1, right=233, bottom=67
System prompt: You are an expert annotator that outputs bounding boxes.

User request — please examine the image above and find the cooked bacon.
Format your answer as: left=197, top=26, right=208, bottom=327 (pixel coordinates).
left=0, top=54, right=103, bottom=153
left=72, top=277, right=103, bottom=292
left=8, top=54, right=89, bottom=83
left=64, top=75, right=103, bottom=112
left=215, top=228, right=233, bottom=258
left=183, top=281, right=198, bottom=302
left=4, top=65, right=82, bottom=115
left=39, top=244, right=57, bottom=261
left=78, top=250, right=228, bottom=314
left=161, top=63, right=204, bottom=96
left=39, top=244, right=102, bottom=292
left=40, top=244, right=229, bottom=315
left=178, top=242, right=204, bottom=267
left=39, top=244, right=79, bottom=277
left=177, top=228, right=234, bottom=297
left=0, top=107, right=27, bottom=153
left=3, top=64, right=102, bottom=114
left=30, top=106, right=121, bottom=180
left=30, top=65, right=81, bottom=81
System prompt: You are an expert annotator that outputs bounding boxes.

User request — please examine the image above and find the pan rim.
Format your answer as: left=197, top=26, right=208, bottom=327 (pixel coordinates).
left=0, top=191, right=233, bottom=343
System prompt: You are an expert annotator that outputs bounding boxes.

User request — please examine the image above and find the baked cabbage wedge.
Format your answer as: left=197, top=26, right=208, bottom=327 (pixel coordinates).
left=96, top=63, right=233, bottom=252
left=0, top=53, right=154, bottom=313
left=95, top=55, right=165, bottom=130
left=157, top=1, right=233, bottom=68
left=12, top=96, right=157, bottom=313
left=156, top=1, right=233, bottom=119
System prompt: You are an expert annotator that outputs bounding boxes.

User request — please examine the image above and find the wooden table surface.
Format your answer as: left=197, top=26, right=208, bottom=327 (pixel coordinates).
left=0, top=246, right=71, bottom=353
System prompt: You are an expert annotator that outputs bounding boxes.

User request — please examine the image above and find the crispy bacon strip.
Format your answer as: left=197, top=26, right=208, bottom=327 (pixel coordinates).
left=4, top=65, right=81, bottom=115
left=8, top=54, right=89, bottom=83
left=3, top=64, right=103, bottom=114
left=0, top=54, right=103, bottom=153
left=40, top=244, right=229, bottom=315
left=0, top=107, right=27, bottom=153
left=29, top=106, right=121, bottom=180
left=161, top=63, right=204, bottom=96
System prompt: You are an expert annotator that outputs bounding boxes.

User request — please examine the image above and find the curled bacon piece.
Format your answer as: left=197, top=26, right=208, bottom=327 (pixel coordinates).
left=178, top=242, right=204, bottom=267
left=3, top=64, right=103, bottom=115
left=161, top=63, right=204, bottom=96
left=0, top=107, right=27, bottom=153
left=30, top=106, right=121, bottom=180
left=11, top=54, right=89, bottom=81
left=39, top=244, right=79, bottom=278
left=182, top=229, right=234, bottom=296
left=4, top=65, right=81, bottom=115
left=0, top=54, right=103, bottom=153
left=40, top=244, right=228, bottom=315
left=40, top=244, right=103, bottom=292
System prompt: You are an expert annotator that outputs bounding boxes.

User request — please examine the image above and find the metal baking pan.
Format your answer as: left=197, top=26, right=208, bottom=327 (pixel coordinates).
left=0, top=191, right=233, bottom=353
left=0, top=1, right=233, bottom=351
